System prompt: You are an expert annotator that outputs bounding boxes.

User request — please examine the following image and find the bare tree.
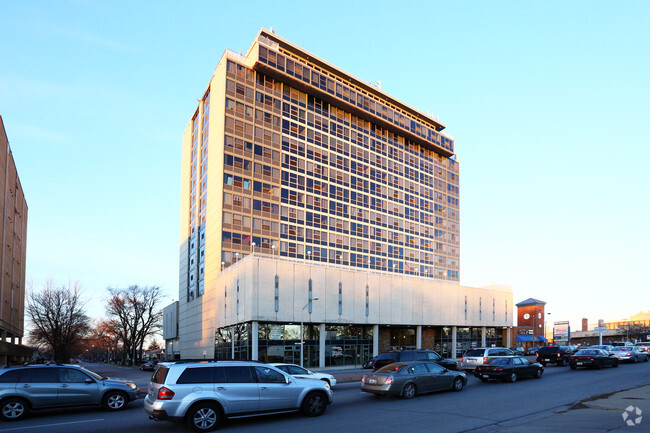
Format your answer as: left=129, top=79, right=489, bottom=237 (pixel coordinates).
left=25, top=280, right=91, bottom=362
left=105, top=286, right=163, bottom=366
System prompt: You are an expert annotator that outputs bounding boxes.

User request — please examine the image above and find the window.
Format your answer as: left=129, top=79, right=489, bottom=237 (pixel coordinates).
left=224, top=366, right=253, bottom=383
left=254, top=366, right=286, bottom=383
left=23, top=368, right=57, bottom=383
left=425, top=363, right=445, bottom=374
left=177, top=367, right=222, bottom=384
left=59, top=368, right=91, bottom=383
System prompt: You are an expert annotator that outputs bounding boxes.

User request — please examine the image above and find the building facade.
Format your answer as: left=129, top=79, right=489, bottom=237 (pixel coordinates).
left=0, top=116, right=30, bottom=365
left=513, top=298, right=547, bottom=348
left=174, top=30, right=512, bottom=366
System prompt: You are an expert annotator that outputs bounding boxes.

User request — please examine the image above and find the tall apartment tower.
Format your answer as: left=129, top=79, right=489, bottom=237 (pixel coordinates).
left=0, top=115, right=29, bottom=366
left=174, top=30, right=512, bottom=365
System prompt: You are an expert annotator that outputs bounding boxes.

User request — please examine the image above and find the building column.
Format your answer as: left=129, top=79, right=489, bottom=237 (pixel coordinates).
left=231, top=327, right=236, bottom=359
left=506, top=327, right=511, bottom=348
left=251, top=321, right=259, bottom=361
left=451, top=326, right=457, bottom=359
left=319, top=323, right=326, bottom=368
left=373, top=324, right=379, bottom=357
left=416, top=325, right=422, bottom=349
left=481, top=326, right=487, bottom=347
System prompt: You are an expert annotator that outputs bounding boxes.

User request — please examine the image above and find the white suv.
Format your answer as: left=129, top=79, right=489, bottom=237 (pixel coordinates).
left=461, top=347, right=515, bottom=371
left=143, top=360, right=333, bottom=432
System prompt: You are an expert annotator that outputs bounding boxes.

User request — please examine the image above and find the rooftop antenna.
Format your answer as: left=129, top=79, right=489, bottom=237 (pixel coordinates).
left=376, top=80, right=382, bottom=90
left=270, top=26, right=275, bottom=34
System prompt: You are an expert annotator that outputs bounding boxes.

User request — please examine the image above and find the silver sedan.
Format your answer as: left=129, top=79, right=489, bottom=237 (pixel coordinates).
left=361, top=361, right=467, bottom=399
left=611, top=346, right=649, bottom=363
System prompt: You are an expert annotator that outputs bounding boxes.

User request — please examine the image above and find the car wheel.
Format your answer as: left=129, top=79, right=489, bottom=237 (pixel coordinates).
left=540, top=361, right=546, bottom=366
left=594, top=361, right=602, bottom=370
left=401, top=383, right=417, bottom=399
left=644, top=356, right=648, bottom=363
left=301, top=391, right=327, bottom=417
left=633, top=356, right=638, bottom=363
left=535, top=368, right=543, bottom=378
left=479, top=377, right=488, bottom=382
left=0, top=398, right=30, bottom=421
left=452, top=377, right=464, bottom=392
left=186, top=402, right=221, bottom=432
left=508, top=373, right=517, bottom=383
left=570, top=364, right=577, bottom=370
left=613, top=360, right=619, bottom=368
left=102, top=391, right=128, bottom=411
left=557, top=359, right=564, bottom=367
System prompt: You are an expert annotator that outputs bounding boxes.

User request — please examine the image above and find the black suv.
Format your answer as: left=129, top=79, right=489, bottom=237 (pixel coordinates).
left=536, top=346, right=574, bottom=366
left=373, top=350, right=458, bottom=371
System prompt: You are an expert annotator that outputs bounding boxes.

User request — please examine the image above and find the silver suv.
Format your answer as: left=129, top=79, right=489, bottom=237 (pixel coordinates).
left=461, top=347, right=515, bottom=370
left=0, top=364, right=139, bottom=421
left=144, top=360, right=333, bottom=432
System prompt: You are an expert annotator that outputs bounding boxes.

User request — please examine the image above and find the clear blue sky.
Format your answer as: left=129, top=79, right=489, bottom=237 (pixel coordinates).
left=2, top=1, right=649, bottom=333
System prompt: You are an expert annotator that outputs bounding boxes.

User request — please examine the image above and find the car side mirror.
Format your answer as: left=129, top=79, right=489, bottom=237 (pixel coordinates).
left=285, top=376, right=292, bottom=384
left=85, top=378, right=94, bottom=384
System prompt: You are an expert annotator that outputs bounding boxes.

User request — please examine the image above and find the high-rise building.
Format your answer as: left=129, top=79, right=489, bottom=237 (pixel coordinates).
left=0, top=115, right=30, bottom=366
left=171, top=30, right=512, bottom=365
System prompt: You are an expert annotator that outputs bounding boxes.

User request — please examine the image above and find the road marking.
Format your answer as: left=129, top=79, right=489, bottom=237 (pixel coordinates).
left=0, top=419, right=105, bottom=431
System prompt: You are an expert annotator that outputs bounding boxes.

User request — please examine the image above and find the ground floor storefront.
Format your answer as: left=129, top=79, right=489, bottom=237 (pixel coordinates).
left=214, top=322, right=511, bottom=368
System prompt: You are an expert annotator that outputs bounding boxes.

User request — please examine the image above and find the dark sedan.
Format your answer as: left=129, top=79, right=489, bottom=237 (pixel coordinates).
left=474, top=356, right=544, bottom=382
left=569, top=349, right=619, bottom=369
left=139, top=360, right=159, bottom=371
left=361, top=361, right=467, bottom=399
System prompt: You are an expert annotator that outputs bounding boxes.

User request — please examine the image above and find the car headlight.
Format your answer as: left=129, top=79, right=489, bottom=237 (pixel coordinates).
left=125, top=382, right=138, bottom=390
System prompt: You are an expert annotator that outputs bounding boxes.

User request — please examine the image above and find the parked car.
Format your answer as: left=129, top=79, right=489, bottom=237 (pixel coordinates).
left=361, top=361, right=466, bottom=398
left=0, top=364, right=139, bottom=421
left=524, top=346, right=541, bottom=356
left=473, top=356, right=544, bottom=382
left=536, top=346, right=574, bottom=366
left=460, top=347, right=514, bottom=371
left=140, top=360, right=159, bottom=371
left=610, top=346, right=649, bottom=363
left=634, top=342, right=650, bottom=352
left=144, top=360, right=333, bottom=432
left=362, top=357, right=377, bottom=369
left=373, top=350, right=457, bottom=371
left=510, top=347, right=525, bottom=355
left=270, top=363, right=337, bottom=387
left=569, top=349, right=619, bottom=369
left=610, top=341, right=634, bottom=347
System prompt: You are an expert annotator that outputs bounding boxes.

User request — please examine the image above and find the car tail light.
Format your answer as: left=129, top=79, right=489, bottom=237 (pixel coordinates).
left=627, top=353, right=632, bottom=356
left=494, top=368, right=504, bottom=371
left=557, top=353, right=561, bottom=358
left=385, top=376, right=393, bottom=385
left=361, top=377, right=365, bottom=383
left=157, top=386, right=175, bottom=400
left=483, top=357, right=488, bottom=364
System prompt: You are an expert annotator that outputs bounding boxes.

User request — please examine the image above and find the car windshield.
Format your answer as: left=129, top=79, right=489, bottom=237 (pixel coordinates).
left=376, top=363, right=407, bottom=373
left=79, top=366, right=104, bottom=380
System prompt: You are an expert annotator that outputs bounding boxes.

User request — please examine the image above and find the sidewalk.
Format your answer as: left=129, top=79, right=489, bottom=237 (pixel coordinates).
left=474, top=384, right=650, bottom=432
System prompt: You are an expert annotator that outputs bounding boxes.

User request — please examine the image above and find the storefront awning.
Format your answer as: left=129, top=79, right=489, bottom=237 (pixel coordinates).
left=516, top=335, right=533, bottom=342
left=536, top=336, right=548, bottom=342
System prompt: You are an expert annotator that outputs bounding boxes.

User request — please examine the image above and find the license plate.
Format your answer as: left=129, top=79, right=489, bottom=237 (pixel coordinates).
left=577, top=362, right=583, bottom=365
left=483, top=375, right=489, bottom=378
left=368, top=379, right=377, bottom=384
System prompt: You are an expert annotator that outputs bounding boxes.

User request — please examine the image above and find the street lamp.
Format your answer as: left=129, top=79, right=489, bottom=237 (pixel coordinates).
left=301, top=297, right=319, bottom=367
left=252, top=242, right=256, bottom=255
left=221, top=261, right=225, bottom=271
left=235, top=252, right=240, bottom=263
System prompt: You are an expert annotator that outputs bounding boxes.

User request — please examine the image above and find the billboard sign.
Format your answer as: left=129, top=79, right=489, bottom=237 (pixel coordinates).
left=554, top=321, right=570, bottom=343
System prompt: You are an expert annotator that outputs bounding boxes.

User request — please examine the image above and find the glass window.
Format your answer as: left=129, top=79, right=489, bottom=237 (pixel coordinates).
left=24, top=368, right=58, bottom=383
left=224, top=366, right=253, bottom=383
left=425, top=363, right=445, bottom=374
left=59, top=368, right=91, bottom=383
left=254, top=366, right=286, bottom=383
left=0, top=370, right=24, bottom=383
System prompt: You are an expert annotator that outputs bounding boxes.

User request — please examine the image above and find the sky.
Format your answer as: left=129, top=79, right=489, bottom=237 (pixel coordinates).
left=1, top=1, right=649, bottom=334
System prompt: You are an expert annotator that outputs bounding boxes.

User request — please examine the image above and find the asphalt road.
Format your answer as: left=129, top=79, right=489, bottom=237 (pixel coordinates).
left=1, top=361, right=649, bottom=433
